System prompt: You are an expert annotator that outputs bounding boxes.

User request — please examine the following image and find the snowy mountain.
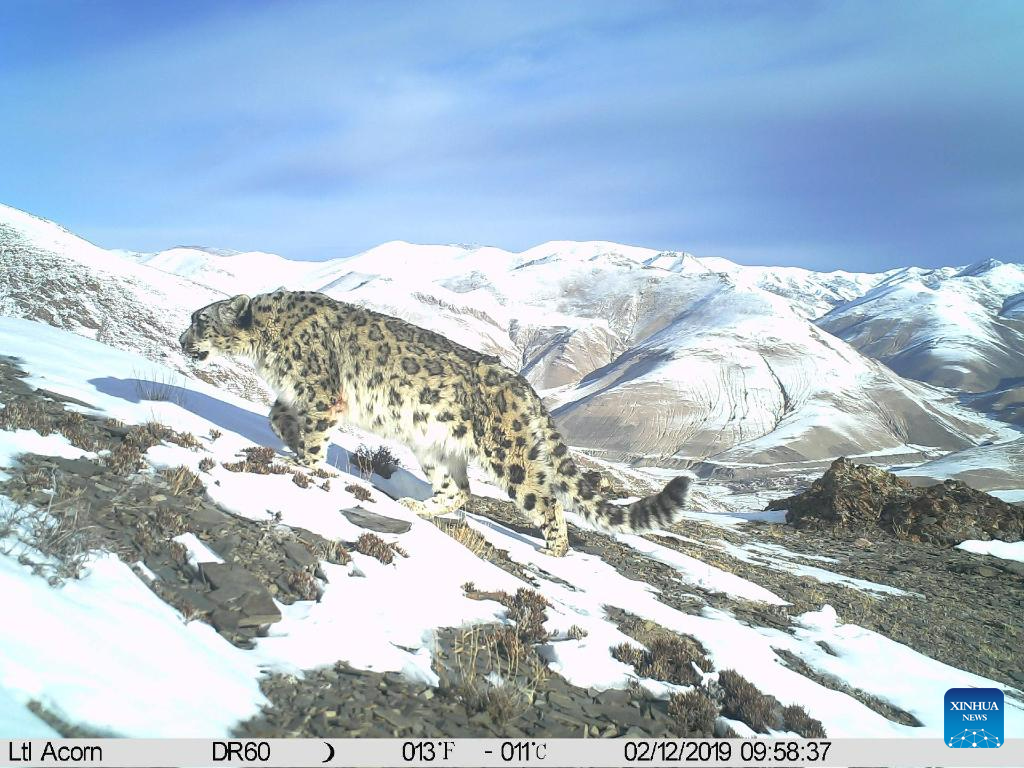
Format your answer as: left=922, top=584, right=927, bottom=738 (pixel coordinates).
left=0, top=204, right=1013, bottom=475
left=0, top=204, right=270, bottom=402
left=817, top=259, right=1024, bottom=393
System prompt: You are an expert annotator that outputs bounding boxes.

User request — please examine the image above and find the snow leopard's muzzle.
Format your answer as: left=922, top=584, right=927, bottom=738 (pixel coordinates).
left=179, top=329, right=210, bottom=361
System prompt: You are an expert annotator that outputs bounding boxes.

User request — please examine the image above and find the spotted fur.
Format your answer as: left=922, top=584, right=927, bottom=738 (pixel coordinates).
left=180, top=290, right=692, bottom=556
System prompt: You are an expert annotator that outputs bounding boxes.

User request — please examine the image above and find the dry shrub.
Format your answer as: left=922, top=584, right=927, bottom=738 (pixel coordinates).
left=444, top=624, right=546, bottom=725
left=354, top=532, right=408, bottom=564
left=0, top=494, right=100, bottom=585
left=209, top=428, right=223, bottom=441
left=717, top=669, right=783, bottom=733
left=168, top=540, right=189, bottom=566
left=284, top=568, right=320, bottom=601
left=198, top=457, right=216, bottom=473
left=107, top=422, right=202, bottom=473
left=291, top=472, right=311, bottom=489
left=465, top=586, right=551, bottom=645
left=613, top=634, right=711, bottom=686
left=667, top=689, right=719, bottom=737
left=352, top=444, right=401, bottom=478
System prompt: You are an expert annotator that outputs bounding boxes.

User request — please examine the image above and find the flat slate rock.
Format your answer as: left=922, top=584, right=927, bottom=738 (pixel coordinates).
left=342, top=508, right=412, bottom=535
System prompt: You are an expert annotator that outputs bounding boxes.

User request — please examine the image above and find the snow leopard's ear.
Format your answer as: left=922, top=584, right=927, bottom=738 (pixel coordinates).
left=229, top=294, right=253, bottom=329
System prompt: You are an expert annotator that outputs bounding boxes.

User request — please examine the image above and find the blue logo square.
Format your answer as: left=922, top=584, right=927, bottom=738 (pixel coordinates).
left=945, top=688, right=1004, bottom=748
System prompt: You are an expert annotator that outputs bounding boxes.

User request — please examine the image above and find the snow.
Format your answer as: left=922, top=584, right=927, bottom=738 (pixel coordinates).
left=0, top=686, right=59, bottom=738
left=0, top=546, right=266, bottom=737
left=990, top=488, right=1024, bottom=503
left=956, top=539, right=1024, bottom=563
left=612, top=532, right=789, bottom=605
left=0, top=428, right=97, bottom=481
left=173, top=532, right=224, bottom=567
left=1, top=316, right=1021, bottom=740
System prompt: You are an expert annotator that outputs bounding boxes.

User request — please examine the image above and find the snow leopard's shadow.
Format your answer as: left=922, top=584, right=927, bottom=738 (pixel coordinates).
left=88, top=376, right=434, bottom=503
left=89, top=376, right=283, bottom=450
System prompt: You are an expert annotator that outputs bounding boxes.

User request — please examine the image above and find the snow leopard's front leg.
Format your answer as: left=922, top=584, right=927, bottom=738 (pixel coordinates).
left=294, top=403, right=338, bottom=468
left=269, top=398, right=301, bottom=454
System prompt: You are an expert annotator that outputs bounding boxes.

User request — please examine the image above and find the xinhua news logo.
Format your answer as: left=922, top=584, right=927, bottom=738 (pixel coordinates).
left=945, top=688, right=1004, bottom=748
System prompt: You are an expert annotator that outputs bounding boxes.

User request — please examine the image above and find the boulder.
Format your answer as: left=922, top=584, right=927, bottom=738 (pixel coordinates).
left=768, top=458, right=1023, bottom=545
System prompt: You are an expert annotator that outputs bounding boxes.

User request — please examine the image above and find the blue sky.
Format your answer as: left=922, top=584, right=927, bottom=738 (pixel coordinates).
left=1, top=1, right=1021, bottom=270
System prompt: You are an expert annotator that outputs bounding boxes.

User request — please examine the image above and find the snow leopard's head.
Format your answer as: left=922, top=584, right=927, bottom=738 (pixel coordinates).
left=179, top=294, right=255, bottom=362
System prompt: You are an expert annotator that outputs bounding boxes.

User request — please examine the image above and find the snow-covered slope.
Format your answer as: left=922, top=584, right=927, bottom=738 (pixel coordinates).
left=0, top=204, right=270, bottom=402
left=895, top=437, right=1024, bottom=492
left=818, top=260, right=1024, bottom=393
left=3, top=317, right=1020, bottom=738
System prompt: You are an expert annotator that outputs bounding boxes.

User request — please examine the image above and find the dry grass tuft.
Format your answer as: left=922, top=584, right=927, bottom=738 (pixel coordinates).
left=612, top=634, right=712, bottom=686
left=291, top=472, right=311, bottom=489
left=465, top=586, right=551, bottom=646
left=313, top=539, right=351, bottom=565
left=133, top=370, right=188, bottom=405
left=0, top=397, right=101, bottom=451
left=782, top=704, right=827, bottom=738
left=717, top=669, right=782, bottom=733
left=567, top=624, right=589, bottom=641
left=106, top=422, right=203, bottom=474
left=433, top=519, right=488, bottom=556
left=667, top=689, right=718, bottom=737
left=222, top=446, right=290, bottom=475
left=354, top=532, right=408, bottom=564
left=443, top=624, right=547, bottom=725
left=284, top=568, right=320, bottom=601
left=345, top=483, right=374, bottom=502
left=198, top=457, right=216, bottom=473
left=160, top=465, right=204, bottom=496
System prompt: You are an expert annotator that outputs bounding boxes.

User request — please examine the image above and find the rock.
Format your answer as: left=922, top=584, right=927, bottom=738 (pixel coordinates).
left=283, top=540, right=317, bottom=567
left=975, top=566, right=1000, bottom=578
left=190, top=505, right=233, bottom=529
left=201, top=562, right=282, bottom=625
left=768, top=457, right=1024, bottom=544
left=342, top=508, right=412, bottom=534
left=201, top=562, right=263, bottom=590
left=768, top=458, right=912, bottom=530
left=47, top=456, right=104, bottom=477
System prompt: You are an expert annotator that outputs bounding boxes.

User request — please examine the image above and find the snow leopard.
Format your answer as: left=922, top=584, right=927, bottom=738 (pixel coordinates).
left=180, top=290, right=691, bottom=556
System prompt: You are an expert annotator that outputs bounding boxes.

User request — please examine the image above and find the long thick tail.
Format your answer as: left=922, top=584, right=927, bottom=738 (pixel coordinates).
left=539, top=415, right=692, bottom=533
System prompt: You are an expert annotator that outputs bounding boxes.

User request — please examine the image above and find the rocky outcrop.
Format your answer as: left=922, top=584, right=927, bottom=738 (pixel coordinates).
left=769, top=457, right=1024, bottom=545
